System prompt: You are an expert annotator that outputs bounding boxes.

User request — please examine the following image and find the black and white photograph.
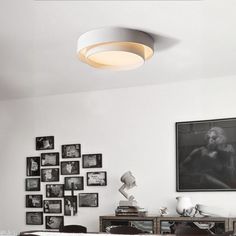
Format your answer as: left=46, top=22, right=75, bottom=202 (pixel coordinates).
left=64, top=177, right=84, bottom=190
left=82, top=154, right=102, bottom=168
left=46, top=184, right=64, bottom=198
left=61, top=161, right=79, bottom=175
left=44, top=200, right=62, bottom=213
left=26, top=195, right=43, bottom=208
left=36, top=136, right=54, bottom=150
left=41, top=152, right=59, bottom=166
left=25, top=178, right=40, bottom=191
left=87, top=171, right=107, bottom=186
left=45, top=216, right=64, bottom=229
left=64, top=196, right=77, bottom=216
left=26, top=156, right=40, bottom=176
left=79, top=193, right=98, bottom=207
left=26, top=212, right=43, bottom=225
left=62, top=144, right=81, bottom=158
left=176, top=118, right=236, bottom=192
left=41, top=168, right=59, bottom=182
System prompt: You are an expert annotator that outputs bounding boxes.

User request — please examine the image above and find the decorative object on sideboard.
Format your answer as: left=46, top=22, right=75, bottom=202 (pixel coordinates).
left=159, top=207, right=168, bottom=217
left=176, top=196, right=194, bottom=217
left=176, top=117, right=236, bottom=192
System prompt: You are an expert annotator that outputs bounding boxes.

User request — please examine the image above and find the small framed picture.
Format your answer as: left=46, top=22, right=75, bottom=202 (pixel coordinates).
left=41, top=168, right=59, bottom=182
left=64, top=177, right=84, bottom=191
left=64, top=196, right=77, bottom=216
left=46, top=184, right=64, bottom=198
left=44, top=200, right=62, bottom=213
left=82, top=154, right=102, bottom=168
left=62, top=144, right=81, bottom=158
left=45, top=216, right=64, bottom=229
left=26, top=212, right=43, bottom=225
left=25, top=178, right=40, bottom=191
left=36, top=136, right=54, bottom=150
left=41, top=153, right=59, bottom=166
left=61, top=161, right=80, bottom=175
left=26, top=195, right=43, bottom=208
left=87, top=171, right=107, bottom=186
left=79, top=193, right=98, bottom=207
left=26, top=157, right=40, bottom=176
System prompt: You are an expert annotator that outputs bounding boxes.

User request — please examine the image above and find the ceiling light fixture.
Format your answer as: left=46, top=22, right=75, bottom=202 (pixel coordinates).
left=77, top=27, right=154, bottom=70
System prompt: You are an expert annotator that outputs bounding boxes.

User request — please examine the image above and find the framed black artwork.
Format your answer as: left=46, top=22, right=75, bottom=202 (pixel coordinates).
left=64, top=176, right=84, bottom=190
left=62, top=144, right=81, bottom=158
left=36, top=136, right=54, bottom=150
left=26, top=157, right=40, bottom=176
left=26, top=195, right=43, bottom=208
left=82, top=154, right=102, bottom=168
left=41, top=152, right=59, bottom=166
left=25, top=178, right=40, bottom=191
left=87, top=171, right=107, bottom=186
left=176, top=118, right=236, bottom=192
left=79, top=193, right=98, bottom=207
left=45, top=216, right=64, bottom=229
left=46, top=184, right=64, bottom=198
left=44, top=200, right=62, bottom=213
left=41, top=168, right=59, bottom=182
left=26, top=212, right=43, bottom=225
left=61, top=161, right=79, bottom=175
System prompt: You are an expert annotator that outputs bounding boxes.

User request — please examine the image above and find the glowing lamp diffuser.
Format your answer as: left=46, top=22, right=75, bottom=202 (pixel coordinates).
left=77, top=27, right=154, bottom=70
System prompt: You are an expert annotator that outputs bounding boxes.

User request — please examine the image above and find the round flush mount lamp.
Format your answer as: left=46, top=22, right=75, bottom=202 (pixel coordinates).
left=77, top=27, right=154, bottom=70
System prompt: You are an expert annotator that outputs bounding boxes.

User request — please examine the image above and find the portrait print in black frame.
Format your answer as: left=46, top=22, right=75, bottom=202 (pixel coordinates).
left=45, top=216, right=64, bottom=229
left=46, top=184, right=64, bottom=198
left=62, top=144, right=81, bottom=158
left=41, top=168, right=59, bottom=182
left=36, top=136, right=54, bottom=150
left=26, top=195, right=43, bottom=208
left=61, top=161, right=79, bottom=175
left=176, top=118, right=236, bottom=192
left=64, top=176, right=84, bottom=191
left=64, top=196, right=77, bottom=216
left=26, top=156, right=40, bottom=176
left=87, top=171, right=107, bottom=186
left=41, top=152, right=59, bottom=166
left=79, top=193, right=98, bottom=207
left=25, top=178, right=40, bottom=191
left=82, top=154, right=102, bottom=168
left=26, top=212, right=43, bottom=225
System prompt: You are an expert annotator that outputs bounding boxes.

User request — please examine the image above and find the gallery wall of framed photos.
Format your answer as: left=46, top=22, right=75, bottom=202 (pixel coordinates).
left=25, top=136, right=107, bottom=229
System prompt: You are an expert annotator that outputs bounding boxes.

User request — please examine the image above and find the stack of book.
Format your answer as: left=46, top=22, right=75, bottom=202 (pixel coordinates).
left=115, top=206, right=147, bottom=216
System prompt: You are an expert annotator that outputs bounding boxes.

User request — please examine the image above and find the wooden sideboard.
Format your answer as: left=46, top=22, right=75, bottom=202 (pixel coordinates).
left=100, top=215, right=235, bottom=234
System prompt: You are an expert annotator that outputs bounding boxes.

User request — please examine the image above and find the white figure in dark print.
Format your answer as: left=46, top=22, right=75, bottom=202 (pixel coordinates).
left=180, top=127, right=236, bottom=189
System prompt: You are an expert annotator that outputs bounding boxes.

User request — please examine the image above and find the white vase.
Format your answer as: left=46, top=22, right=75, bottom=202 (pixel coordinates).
left=176, top=196, right=193, bottom=216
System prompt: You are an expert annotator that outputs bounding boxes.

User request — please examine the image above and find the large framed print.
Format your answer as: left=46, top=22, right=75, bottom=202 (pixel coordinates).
left=26, top=212, right=43, bottom=225
left=26, top=157, right=40, bottom=176
left=176, top=118, right=236, bottom=192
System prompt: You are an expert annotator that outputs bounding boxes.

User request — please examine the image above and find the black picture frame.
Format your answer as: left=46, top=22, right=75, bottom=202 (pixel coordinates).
left=25, top=178, right=41, bottom=191
left=82, top=154, right=102, bottom=168
left=64, top=196, right=77, bottom=216
left=62, top=144, right=81, bottom=158
left=176, top=117, right=236, bottom=192
left=79, top=193, right=98, bottom=207
left=26, top=212, right=43, bottom=225
left=46, top=184, right=64, bottom=198
left=26, top=157, right=40, bottom=176
left=45, top=216, right=64, bottom=229
left=41, top=152, right=59, bottom=166
left=26, top=195, right=43, bottom=208
left=61, top=161, right=80, bottom=175
left=87, top=171, right=107, bottom=186
left=41, top=168, right=59, bottom=182
left=36, top=136, right=54, bottom=150
left=64, top=176, right=84, bottom=191
left=43, top=200, right=62, bottom=213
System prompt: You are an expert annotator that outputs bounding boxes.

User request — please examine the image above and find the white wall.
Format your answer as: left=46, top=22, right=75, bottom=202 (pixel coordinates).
left=0, top=76, right=236, bottom=233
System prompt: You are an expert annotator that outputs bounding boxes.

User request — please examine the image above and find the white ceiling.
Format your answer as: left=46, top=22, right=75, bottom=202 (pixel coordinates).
left=0, top=0, right=236, bottom=100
